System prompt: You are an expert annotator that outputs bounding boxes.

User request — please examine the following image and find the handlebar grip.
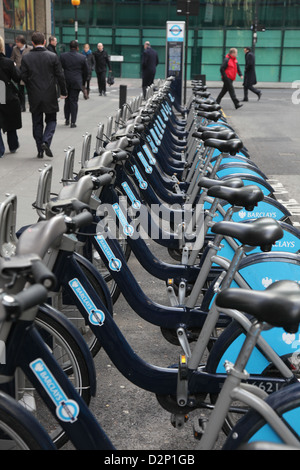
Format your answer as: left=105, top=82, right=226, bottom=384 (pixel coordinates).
left=127, top=137, right=140, bottom=147
left=31, top=260, right=57, bottom=290
left=66, top=211, right=93, bottom=233
left=134, top=124, right=145, bottom=133
left=95, top=173, right=113, bottom=187
left=113, top=150, right=128, bottom=162
left=2, top=284, right=49, bottom=320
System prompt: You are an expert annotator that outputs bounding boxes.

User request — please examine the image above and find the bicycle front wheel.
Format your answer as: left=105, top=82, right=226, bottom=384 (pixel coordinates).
left=223, top=382, right=300, bottom=449
left=0, top=391, right=55, bottom=450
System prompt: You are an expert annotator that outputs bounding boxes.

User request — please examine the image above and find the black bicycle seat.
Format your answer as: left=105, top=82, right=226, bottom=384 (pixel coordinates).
left=216, top=280, right=300, bottom=334
left=198, top=176, right=244, bottom=190
left=196, top=103, right=222, bottom=112
left=211, top=217, right=284, bottom=252
left=204, top=138, right=243, bottom=155
left=197, top=125, right=227, bottom=133
left=194, top=98, right=216, bottom=106
left=197, top=111, right=222, bottom=122
left=207, top=184, right=264, bottom=210
left=200, top=130, right=237, bottom=141
left=195, top=91, right=211, bottom=98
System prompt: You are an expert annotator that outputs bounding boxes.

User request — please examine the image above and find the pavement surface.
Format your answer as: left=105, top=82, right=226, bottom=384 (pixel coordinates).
left=1, top=77, right=299, bottom=451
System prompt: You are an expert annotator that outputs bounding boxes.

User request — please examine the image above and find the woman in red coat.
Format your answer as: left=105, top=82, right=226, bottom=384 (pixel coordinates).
left=216, top=48, right=243, bottom=109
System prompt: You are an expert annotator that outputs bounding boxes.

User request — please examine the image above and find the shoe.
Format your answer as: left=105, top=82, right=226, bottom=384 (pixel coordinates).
left=99, top=92, right=102, bottom=96
left=257, top=91, right=262, bottom=101
left=41, top=142, right=53, bottom=158
left=235, top=103, right=243, bottom=109
left=70, top=123, right=77, bottom=128
left=242, top=99, right=248, bottom=102
left=21, top=107, right=26, bottom=112
left=65, top=120, right=69, bottom=126
left=37, top=151, right=44, bottom=159
left=103, top=92, right=106, bottom=96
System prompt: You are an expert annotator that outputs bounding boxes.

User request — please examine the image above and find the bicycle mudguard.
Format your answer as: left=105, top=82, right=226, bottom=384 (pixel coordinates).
left=216, top=162, right=268, bottom=180
left=222, top=382, right=300, bottom=449
left=205, top=196, right=291, bottom=234
left=206, top=252, right=300, bottom=374
left=38, top=303, right=97, bottom=396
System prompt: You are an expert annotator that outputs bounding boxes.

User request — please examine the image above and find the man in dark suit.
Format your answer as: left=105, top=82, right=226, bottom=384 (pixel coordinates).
left=60, top=40, right=89, bottom=128
left=142, top=41, right=159, bottom=98
left=20, top=31, right=67, bottom=158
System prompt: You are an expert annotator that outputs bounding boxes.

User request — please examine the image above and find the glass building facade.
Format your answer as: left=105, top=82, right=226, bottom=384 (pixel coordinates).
left=53, top=0, right=300, bottom=82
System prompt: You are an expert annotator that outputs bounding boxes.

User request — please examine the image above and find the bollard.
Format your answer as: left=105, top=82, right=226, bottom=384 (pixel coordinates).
left=119, top=84, right=127, bottom=109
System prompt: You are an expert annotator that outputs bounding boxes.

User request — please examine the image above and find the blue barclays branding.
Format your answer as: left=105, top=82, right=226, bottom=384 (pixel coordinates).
left=160, top=108, right=169, bottom=122
left=142, top=144, right=156, bottom=165
left=150, top=128, right=161, bottom=146
left=94, top=235, right=122, bottom=272
left=69, top=278, right=106, bottom=325
left=30, top=358, right=80, bottom=423
left=112, top=203, right=134, bottom=237
left=157, top=115, right=166, bottom=129
left=131, top=165, right=148, bottom=190
left=137, top=151, right=153, bottom=173
left=168, top=93, right=175, bottom=103
left=154, top=120, right=164, bottom=138
left=146, top=135, right=158, bottom=153
left=121, top=182, right=141, bottom=209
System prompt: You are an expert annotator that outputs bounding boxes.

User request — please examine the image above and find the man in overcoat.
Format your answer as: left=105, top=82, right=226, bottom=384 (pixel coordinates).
left=20, top=31, right=67, bottom=158
left=243, top=47, right=262, bottom=102
left=141, top=41, right=158, bottom=98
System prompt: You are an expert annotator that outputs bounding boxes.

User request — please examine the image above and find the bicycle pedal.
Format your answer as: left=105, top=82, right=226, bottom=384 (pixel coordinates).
left=193, top=415, right=208, bottom=440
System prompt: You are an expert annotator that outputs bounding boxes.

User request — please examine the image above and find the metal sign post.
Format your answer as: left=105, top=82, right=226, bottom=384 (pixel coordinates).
left=165, top=21, right=185, bottom=105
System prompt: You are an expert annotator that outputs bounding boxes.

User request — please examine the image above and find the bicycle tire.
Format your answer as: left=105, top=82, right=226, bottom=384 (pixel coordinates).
left=223, top=382, right=300, bottom=449
left=17, top=308, right=93, bottom=449
left=0, top=391, right=55, bottom=450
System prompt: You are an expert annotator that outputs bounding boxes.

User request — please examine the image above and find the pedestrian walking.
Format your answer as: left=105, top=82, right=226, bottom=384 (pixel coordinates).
left=93, top=43, right=111, bottom=96
left=141, top=41, right=159, bottom=99
left=60, top=40, right=89, bottom=127
left=81, top=43, right=94, bottom=99
left=216, top=48, right=243, bottom=109
left=47, top=36, right=58, bottom=55
left=10, top=34, right=32, bottom=111
left=243, top=46, right=261, bottom=102
left=0, top=35, right=22, bottom=157
left=20, top=31, right=67, bottom=159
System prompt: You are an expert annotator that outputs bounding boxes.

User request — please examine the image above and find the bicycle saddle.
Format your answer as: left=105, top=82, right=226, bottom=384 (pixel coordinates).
left=194, top=98, right=216, bottom=106
left=204, top=138, right=243, bottom=155
left=211, top=217, right=284, bottom=252
left=197, top=111, right=222, bottom=122
left=198, top=176, right=243, bottom=190
left=207, top=184, right=264, bottom=210
left=195, top=91, right=211, bottom=98
left=199, top=130, right=237, bottom=141
left=196, top=103, right=222, bottom=112
left=216, top=280, right=300, bottom=334
left=197, top=125, right=227, bottom=133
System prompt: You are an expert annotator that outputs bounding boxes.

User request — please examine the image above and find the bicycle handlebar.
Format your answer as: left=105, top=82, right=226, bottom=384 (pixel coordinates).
left=31, top=260, right=56, bottom=289
left=2, top=284, right=49, bottom=320
left=65, top=211, right=93, bottom=233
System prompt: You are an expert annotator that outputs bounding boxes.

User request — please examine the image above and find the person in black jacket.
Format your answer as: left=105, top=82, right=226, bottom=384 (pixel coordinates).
left=243, top=47, right=261, bottom=102
left=47, top=36, right=57, bottom=55
left=0, top=35, right=21, bottom=157
left=81, top=43, right=94, bottom=99
left=93, top=43, right=111, bottom=96
left=60, top=40, right=89, bottom=127
left=142, top=41, right=159, bottom=98
left=20, top=31, right=67, bottom=158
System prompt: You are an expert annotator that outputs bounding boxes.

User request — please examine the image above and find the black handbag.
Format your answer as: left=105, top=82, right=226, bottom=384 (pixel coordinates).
left=107, top=72, right=114, bottom=86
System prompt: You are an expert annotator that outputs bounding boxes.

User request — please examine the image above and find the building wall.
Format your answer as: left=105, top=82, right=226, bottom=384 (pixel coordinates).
left=1, top=0, right=53, bottom=45
left=54, top=0, right=300, bottom=82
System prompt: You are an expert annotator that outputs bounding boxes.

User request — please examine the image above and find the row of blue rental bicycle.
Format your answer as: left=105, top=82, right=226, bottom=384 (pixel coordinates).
left=1, top=77, right=300, bottom=450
